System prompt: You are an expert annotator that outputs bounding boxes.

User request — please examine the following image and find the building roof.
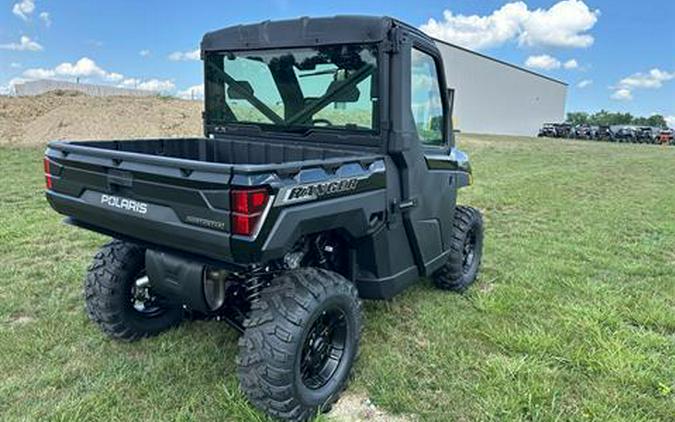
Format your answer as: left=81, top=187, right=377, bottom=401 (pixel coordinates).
left=433, top=37, right=568, bottom=86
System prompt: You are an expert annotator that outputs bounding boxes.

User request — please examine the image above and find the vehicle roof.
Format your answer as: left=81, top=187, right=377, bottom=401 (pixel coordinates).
left=201, top=15, right=430, bottom=52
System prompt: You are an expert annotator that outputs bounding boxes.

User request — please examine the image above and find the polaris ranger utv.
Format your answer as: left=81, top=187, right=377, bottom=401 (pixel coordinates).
left=538, top=123, right=557, bottom=138
left=44, top=16, right=483, bottom=421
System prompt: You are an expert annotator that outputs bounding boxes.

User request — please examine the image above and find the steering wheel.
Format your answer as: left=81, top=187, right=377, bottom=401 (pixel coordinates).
left=312, top=118, right=333, bottom=127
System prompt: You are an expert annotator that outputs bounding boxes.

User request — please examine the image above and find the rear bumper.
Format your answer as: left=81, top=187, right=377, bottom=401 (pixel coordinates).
left=46, top=190, right=236, bottom=264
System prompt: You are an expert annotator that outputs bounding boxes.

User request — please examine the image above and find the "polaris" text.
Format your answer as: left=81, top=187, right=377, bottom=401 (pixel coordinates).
left=100, top=194, right=148, bottom=214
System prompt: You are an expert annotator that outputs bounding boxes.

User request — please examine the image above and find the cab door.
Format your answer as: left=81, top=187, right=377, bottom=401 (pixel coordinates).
left=387, top=33, right=457, bottom=276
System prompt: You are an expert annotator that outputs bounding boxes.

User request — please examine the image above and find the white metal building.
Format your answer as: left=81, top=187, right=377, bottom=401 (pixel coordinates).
left=435, top=40, right=567, bottom=137
left=14, top=79, right=159, bottom=97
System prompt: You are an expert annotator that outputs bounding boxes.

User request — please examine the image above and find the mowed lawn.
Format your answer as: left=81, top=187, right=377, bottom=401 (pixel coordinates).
left=0, top=135, right=673, bottom=421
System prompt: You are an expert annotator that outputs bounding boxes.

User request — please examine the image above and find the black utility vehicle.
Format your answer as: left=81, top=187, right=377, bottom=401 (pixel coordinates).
left=555, top=123, right=573, bottom=139
left=635, top=126, right=657, bottom=144
left=45, top=16, right=483, bottom=421
left=572, top=124, right=593, bottom=140
left=538, top=123, right=558, bottom=137
left=614, top=126, right=637, bottom=143
left=595, top=125, right=614, bottom=141
left=538, top=123, right=572, bottom=139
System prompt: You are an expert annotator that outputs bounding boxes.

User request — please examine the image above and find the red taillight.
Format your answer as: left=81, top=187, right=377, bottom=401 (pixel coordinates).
left=231, top=188, right=268, bottom=214
left=43, top=157, right=53, bottom=189
left=231, top=188, right=269, bottom=236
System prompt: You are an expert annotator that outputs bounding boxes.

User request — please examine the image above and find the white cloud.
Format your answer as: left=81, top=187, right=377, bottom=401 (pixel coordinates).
left=420, top=0, right=599, bottom=50
left=23, top=67, right=55, bottom=79
left=618, top=68, right=675, bottom=89
left=611, top=88, right=632, bottom=101
left=577, top=79, right=592, bottom=88
left=0, top=35, right=43, bottom=51
left=610, top=68, right=675, bottom=101
left=665, top=115, right=675, bottom=128
left=139, top=49, right=151, bottom=57
left=420, top=2, right=527, bottom=50
left=177, top=84, right=204, bottom=100
left=52, top=57, right=122, bottom=81
left=518, top=0, right=599, bottom=48
left=563, top=59, right=578, bottom=69
left=12, top=0, right=34, bottom=20
left=525, top=54, right=560, bottom=70
left=21, top=63, right=116, bottom=84
left=13, top=56, right=176, bottom=94
left=39, top=11, right=51, bottom=27
left=10, top=62, right=22, bottom=69
left=168, top=48, right=200, bottom=61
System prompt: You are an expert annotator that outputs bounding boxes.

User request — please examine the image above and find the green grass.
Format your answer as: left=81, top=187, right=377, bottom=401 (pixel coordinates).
left=1, top=135, right=674, bottom=421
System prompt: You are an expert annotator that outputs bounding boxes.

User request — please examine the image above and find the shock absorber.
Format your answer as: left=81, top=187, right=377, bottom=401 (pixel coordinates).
left=243, top=272, right=267, bottom=303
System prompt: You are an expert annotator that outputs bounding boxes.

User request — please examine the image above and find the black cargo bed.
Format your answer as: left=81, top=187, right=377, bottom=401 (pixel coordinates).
left=44, top=136, right=383, bottom=263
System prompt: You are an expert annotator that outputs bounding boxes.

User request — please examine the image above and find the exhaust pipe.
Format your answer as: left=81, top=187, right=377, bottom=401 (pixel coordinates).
left=145, top=249, right=228, bottom=313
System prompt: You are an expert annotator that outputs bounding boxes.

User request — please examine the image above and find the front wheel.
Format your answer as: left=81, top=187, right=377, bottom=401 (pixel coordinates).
left=84, top=239, right=183, bottom=341
left=237, top=268, right=362, bottom=421
left=432, top=206, right=484, bottom=292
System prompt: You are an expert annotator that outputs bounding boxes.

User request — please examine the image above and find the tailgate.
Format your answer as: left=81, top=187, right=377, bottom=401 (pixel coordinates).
left=45, top=142, right=236, bottom=262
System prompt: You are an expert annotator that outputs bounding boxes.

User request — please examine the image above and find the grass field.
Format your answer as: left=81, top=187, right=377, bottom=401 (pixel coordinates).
left=1, top=135, right=673, bottom=421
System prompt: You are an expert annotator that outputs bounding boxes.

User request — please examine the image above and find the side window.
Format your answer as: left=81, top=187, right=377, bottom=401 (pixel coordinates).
left=411, top=49, right=444, bottom=145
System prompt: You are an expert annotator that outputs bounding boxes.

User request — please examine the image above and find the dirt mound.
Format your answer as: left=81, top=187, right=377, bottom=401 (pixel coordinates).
left=0, top=91, right=202, bottom=147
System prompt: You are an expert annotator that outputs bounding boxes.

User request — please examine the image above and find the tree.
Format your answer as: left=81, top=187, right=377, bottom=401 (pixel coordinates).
left=646, top=114, right=667, bottom=127
left=566, top=112, right=589, bottom=125
left=565, top=111, right=667, bottom=128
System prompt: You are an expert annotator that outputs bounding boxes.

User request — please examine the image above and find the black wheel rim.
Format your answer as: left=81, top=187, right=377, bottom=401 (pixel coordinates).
left=129, top=271, right=165, bottom=317
left=462, top=227, right=478, bottom=275
left=300, top=307, right=347, bottom=390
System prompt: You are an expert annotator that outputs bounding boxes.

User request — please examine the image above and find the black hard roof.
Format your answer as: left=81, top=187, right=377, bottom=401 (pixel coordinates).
left=201, top=15, right=429, bottom=51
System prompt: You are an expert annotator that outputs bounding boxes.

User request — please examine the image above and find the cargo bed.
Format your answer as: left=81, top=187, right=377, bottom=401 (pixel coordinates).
left=44, top=136, right=385, bottom=264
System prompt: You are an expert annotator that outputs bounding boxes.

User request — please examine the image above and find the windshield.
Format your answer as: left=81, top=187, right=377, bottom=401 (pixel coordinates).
left=204, top=44, right=379, bottom=133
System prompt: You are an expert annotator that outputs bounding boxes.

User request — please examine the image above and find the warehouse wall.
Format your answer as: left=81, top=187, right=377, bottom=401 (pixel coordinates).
left=435, top=41, right=567, bottom=136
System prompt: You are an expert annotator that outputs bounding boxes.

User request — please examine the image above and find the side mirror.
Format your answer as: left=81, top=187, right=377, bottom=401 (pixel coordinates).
left=446, top=88, right=455, bottom=117
left=227, top=81, right=254, bottom=100
left=325, top=80, right=360, bottom=103
left=447, top=88, right=456, bottom=143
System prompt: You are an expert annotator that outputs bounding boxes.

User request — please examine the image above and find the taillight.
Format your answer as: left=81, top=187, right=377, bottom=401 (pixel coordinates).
left=43, top=157, right=53, bottom=189
left=231, top=188, right=269, bottom=237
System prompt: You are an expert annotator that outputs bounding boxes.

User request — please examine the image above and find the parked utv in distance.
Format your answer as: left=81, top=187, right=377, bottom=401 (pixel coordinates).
left=595, top=125, right=614, bottom=141
left=538, top=123, right=558, bottom=138
left=537, top=123, right=572, bottom=139
left=44, top=16, right=484, bottom=422
left=659, top=128, right=674, bottom=145
left=614, top=126, right=637, bottom=143
left=635, top=126, right=657, bottom=144
left=555, top=123, right=573, bottom=139
left=572, top=124, right=593, bottom=140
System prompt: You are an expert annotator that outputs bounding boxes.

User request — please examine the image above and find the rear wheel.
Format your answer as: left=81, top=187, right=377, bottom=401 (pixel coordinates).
left=84, top=239, right=183, bottom=341
left=237, top=268, right=362, bottom=421
left=433, top=206, right=484, bottom=292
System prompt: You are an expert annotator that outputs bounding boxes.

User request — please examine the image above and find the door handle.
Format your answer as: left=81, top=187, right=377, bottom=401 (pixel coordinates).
left=399, top=198, right=417, bottom=211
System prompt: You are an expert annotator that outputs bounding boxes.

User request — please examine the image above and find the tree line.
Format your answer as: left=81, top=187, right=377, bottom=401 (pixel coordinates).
left=566, top=111, right=668, bottom=127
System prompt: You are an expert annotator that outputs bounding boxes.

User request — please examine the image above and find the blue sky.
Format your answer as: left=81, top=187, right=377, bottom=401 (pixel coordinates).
left=1, top=0, right=673, bottom=124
